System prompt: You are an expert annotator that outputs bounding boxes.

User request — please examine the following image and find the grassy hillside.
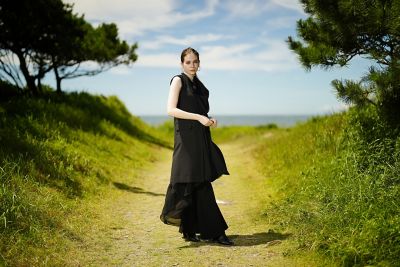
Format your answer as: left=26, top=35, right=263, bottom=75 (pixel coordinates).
left=0, top=90, right=171, bottom=266
left=256, top=110, right=400, bottom=266
left=2, top=83, right=398, bottom=266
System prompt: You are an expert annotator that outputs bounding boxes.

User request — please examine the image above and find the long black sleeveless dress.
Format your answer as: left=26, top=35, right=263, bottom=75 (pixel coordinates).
left=160, top=73, right=229, bottom=239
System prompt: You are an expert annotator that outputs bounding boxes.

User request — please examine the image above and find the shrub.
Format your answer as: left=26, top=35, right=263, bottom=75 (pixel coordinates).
left=257, top=109, right=400, bottom=266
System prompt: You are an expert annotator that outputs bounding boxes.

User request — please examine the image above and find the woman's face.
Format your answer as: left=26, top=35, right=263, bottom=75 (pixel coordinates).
left=181, top=52, right=200, bottom=76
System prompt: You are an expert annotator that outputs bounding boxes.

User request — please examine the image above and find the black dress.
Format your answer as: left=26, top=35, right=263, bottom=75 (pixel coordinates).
left=160, top=73, right=229, bottom=239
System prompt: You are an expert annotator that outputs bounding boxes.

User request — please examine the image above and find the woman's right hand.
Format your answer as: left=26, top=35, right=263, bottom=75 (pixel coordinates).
left=198, top=115, right=214, bottom=127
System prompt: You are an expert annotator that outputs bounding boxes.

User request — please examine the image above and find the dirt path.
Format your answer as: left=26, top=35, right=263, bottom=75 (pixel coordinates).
left=69, top=135, right=317, bottom=266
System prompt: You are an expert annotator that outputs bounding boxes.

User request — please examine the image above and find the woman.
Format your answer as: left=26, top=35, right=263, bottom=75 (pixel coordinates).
left=160, top=47, right=233, bottom=246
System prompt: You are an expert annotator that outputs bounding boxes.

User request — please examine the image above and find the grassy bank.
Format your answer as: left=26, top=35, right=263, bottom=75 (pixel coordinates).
left=2, top=84, right=398, bottom=266
left=256, top=110, right=400, bottom=266
left=0, top=90, right=171, bottom=266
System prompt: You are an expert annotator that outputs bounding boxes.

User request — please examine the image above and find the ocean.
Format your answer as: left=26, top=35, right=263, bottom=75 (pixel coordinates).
left=138, top=114, right=315, bottom=127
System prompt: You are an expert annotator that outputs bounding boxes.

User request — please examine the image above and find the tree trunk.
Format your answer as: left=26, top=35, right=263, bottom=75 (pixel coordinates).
left=54, top=67, right=62, bottom=94
left=37, top=59, right=45, bottom=93
left=37, top=76, right=43, bottom=93
left=15, top=51, right=38, bottom=95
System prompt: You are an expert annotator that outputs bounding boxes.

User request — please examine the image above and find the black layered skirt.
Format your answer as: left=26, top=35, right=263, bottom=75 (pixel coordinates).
left=160, top=182, right=228, bottom=239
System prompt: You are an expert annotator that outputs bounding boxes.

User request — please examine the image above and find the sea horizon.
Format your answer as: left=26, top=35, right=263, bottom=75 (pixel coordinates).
left=138, top=114, right=322, bottom=127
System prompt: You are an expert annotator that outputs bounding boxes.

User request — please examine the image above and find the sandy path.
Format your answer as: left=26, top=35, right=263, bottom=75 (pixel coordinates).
left=71, top=135, right=313, bottom=266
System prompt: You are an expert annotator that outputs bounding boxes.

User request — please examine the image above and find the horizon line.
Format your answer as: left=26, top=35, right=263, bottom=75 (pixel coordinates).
left=135, top=113, right=337, bottom=116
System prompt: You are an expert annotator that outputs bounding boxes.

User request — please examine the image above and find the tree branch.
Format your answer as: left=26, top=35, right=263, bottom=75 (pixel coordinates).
left=0, top=50, right=25, bottom=88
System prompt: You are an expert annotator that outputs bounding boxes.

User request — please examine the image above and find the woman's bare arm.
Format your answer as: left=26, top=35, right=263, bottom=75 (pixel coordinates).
left=167, top=76, right=213, bottom=126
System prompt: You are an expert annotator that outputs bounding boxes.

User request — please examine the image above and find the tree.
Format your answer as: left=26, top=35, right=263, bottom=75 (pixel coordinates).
left=0, top=0, right=84, bottom=95
left=52, top=22, right=138, bottom=93
left=0, top=0, right=138, bottom=95
left=288, top=0, right=400, bottom=123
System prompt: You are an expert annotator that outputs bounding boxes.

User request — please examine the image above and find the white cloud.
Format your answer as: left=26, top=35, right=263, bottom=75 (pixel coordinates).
left=109, top=65, right=133, bottom=75
left=270, top=0, right=304, bottom=13
left=224, top=1, right=268, bottom=17
left=140, top=33, right=231, bottom=50
left=65, top=0, right=219, bottom=38
left=66, top=0, right=173, bottom=21
left=136, top=40, right=298, bottom=72
left=136, top=53, right=180, bottom=68
left=202, top=41, right=298, bottom=71
left=63, top=0, right=302, bottom=72
left=223, top=0, right=303, bottom=17
left=264, top=16, right=301, bottom=29
left=200, top=44, right=255, bottom=70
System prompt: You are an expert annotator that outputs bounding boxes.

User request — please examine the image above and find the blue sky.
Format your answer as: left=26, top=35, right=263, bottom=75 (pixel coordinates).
left=51, top=0, right=370, bottom=116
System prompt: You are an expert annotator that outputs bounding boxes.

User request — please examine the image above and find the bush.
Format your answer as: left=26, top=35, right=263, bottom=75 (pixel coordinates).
left=257, top=109, right=400, bottom=266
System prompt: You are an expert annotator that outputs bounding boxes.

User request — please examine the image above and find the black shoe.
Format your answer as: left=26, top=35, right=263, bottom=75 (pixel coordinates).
left=213, top=234, right=234, bottom=246
left=183, top=233, right=200, bottom=242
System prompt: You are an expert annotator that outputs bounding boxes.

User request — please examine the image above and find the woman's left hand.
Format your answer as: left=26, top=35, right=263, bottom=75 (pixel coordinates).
left=209, top=118, right=217, bottom=128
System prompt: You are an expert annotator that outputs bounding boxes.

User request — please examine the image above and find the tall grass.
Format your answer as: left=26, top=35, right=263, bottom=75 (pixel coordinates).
left=256, top=109, right=400, bottom=266
left=0, top=90, right=170, bottom=265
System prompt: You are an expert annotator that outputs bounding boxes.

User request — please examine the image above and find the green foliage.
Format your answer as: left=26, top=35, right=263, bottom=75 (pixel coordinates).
left=0, top=87, right=169, bottom=265
left=155, top=119, right=277, bottom=144
left=155, top=118, right=175, bottom=139
left=211, top=124, right=277, bottom=144
left=331, top=79, right=374, bottom=107
left=53, top=22, right=138, bottom=92
left=0, top=0, right=85, bottom=94
left=0, top=0, right=138, bottom=93
left=89, top=23, right=138, bottom=63
left=289, top=0, right=400, bottom=124
left=256, top=110, right=400, bottom=266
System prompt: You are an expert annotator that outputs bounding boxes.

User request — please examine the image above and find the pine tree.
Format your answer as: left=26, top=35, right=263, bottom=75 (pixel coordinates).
left=288, top=0, right=400, bottom=124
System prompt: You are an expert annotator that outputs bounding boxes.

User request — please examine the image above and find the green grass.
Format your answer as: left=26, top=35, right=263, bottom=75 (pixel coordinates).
left=0, top=90, right=171, bottom=265
left=210, top=123, right=277, bottom=143
left=0, top=87, right=275, bottom=265
left=256, top=110, right=400, bottom=266
left=156, top=118, right=277, bottom=144
left=2, top=81, right=399, bottom=266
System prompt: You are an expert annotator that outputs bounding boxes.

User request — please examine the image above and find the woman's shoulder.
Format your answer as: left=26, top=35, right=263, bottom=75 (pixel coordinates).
left=170, top=74, right=183, bottom=85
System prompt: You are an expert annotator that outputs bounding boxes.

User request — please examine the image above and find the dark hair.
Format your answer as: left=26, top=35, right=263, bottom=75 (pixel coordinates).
left=180, top=47, right=200, bottom=63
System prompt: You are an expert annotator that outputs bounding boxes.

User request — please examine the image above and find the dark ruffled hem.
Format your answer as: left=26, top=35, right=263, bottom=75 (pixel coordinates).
left=160, top=182, right=228, bottom=238
left=159, top=214, right=181, bottom=226
left=160, top=183, right=201, bottom=227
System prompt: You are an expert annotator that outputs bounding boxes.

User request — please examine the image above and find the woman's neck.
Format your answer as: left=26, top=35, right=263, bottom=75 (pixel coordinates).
left=183, top=71, right=195, bottom=81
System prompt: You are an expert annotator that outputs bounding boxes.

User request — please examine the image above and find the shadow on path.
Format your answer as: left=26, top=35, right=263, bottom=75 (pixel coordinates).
left=178, top=231, right=291, bottom=248
left=113, top=182, right=165, bottom=196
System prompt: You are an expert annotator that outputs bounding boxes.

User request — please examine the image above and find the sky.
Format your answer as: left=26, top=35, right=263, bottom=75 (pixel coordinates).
left=47, top=0, right=371, bottom=116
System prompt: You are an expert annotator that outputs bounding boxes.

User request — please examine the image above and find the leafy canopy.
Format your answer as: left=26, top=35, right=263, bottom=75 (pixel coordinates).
left=288, top=0, right=400, bottom=123
left=0, top=0, right=138, bottom=94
